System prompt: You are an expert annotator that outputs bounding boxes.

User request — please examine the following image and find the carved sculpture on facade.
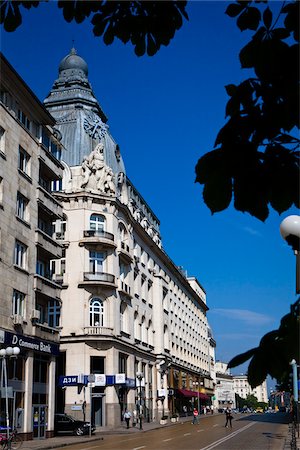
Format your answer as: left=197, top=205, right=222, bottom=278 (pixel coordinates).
left=80, top=143, right=116, bottom=195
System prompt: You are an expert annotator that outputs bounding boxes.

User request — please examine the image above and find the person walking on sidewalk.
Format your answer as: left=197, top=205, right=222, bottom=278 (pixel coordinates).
left=224, top=407, right=233, bottom=428
left=123, top=409, right=132, bottom=429
left=192, top=408, right=199, bottom=424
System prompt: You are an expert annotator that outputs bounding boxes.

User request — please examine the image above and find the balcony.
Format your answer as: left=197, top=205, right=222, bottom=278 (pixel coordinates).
left=78, top=271, right=116, bottom=289
left=34, top=274, right=62, bottom=298
left=79, top=230, right=116, bottom=249
left=118, top=280, right=132, bottom=299
left=33, top=322, right=60, bottom=343
left=117, top=241, right=133, bottom=263
left=83, top=326, right=114, bottom=336
left=36, top=186, right=62, bottom=218
left=35, top=229, right=63, bottom=259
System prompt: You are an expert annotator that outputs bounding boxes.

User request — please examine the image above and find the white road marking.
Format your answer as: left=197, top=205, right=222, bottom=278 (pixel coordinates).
left=133, top=447, right=146, bottom=450
left=163, top=438, right=173, bottom=442
left=184, top=432, right=192, bottom=436
left=197, top=429, right=205, bottom=432
left=199, top=422, right=255, bottom=450
left=213, top=424, right=218, bottom=427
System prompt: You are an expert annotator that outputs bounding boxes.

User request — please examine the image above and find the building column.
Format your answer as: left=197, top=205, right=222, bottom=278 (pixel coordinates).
left=46, top=356, right=56, bottom=438
left=23, top=352, right=33, bottom=438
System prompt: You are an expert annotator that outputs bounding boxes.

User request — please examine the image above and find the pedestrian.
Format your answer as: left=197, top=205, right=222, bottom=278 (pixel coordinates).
left=224, top=407, right=233, bottom=428
left=183, top=405, right=188, bottom=417
left=123, top=408, right=132, bottom=429
left=192, top=408, right=199, bottom=424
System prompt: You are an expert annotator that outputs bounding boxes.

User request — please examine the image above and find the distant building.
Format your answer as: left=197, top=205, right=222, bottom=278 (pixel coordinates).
left=215, top=361, right=235, bottom=409
left=233, top=375, right=268, bottom=404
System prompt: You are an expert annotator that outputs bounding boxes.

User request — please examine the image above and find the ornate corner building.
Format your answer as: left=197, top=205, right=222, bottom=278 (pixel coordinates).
left=0, top=49, right=216, bottom=440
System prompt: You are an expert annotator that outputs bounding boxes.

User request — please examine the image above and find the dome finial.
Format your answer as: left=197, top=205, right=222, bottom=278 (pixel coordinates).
left=70, top=41, right=77, bottom=55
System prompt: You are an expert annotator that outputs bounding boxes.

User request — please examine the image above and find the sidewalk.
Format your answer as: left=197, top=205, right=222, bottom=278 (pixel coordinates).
left=20, top=416, right=194, bottom=449
left=21, top=414, right=295, bottom=450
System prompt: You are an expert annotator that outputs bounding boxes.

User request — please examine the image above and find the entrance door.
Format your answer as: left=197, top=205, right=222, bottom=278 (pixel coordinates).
left=32, top=405, right=47, bottom=439
left=92, top=396, right=103, bottom=426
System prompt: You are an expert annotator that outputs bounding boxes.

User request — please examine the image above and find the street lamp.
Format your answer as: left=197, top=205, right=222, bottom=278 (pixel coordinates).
left=136, top=371, right=143, bottom=430
left=0, top=347, right=20, bottom=442
left=280, top=215, right=300, bottom=294
left=280, top=215, right=300, bottom=431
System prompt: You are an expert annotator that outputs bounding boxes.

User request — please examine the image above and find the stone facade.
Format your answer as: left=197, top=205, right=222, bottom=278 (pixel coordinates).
left=0, top=53, right=64, bottom=440
left=46, top=49, right=214, bottom=427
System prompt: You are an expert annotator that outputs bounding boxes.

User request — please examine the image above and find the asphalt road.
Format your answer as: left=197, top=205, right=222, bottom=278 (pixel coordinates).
left=51, top=413, right=289, bottom=450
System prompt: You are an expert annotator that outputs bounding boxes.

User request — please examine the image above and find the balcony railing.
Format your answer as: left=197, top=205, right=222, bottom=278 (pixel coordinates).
left=84, top=230, right=114, bottom=240
left=83, top=272, right=115, bottom=283
left=120, top=241, right=130, bottom=253
left=83, top=326, right=114, bottom=336
left=118, top=280, right=132, bottom=296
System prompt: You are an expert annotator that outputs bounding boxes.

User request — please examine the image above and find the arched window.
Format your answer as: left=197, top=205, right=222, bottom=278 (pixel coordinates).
left=119, top=223, right=128, bottom=242
left=90, top=214, right=105, bottom=231
left=89, top=298, right=104, bottom=327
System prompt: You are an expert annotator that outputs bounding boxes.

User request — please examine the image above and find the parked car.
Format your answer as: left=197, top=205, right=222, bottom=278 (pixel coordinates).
left=255, top=407, right=264, bottom=413
left=278, top=406, right=287, bottom=413
left=54, top=413, right=95, bottom=436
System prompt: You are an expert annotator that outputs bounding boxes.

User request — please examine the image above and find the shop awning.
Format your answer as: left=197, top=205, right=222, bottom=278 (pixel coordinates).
left=177, top=388, right=209, bottom=400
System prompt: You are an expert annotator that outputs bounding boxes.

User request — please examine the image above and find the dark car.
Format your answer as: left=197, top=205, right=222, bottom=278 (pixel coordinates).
left=54, top=413, right=95, bottom=436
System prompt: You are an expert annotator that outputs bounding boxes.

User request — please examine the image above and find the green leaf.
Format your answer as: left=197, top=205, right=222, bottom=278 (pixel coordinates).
left=228, top=348, right=257, bottom=368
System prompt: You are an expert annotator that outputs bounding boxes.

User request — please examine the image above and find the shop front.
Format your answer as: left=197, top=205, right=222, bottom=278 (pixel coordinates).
left=0, top=328, right=59, bottom=440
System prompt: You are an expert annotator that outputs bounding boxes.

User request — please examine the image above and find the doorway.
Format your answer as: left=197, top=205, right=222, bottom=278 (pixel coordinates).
left=32, top=405, right=47, bottom=439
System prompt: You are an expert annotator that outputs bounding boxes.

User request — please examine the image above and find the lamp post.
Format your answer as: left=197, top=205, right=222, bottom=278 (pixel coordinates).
left=136, top=371, right=143, bottom=430
left=0, top=347, right=20, bottom=442
left=280, top=215, right=300, bottom=433
left=280, top=215, right=300, bottom=294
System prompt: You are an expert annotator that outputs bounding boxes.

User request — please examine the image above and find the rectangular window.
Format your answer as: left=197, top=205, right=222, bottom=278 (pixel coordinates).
left=51, top=179, right=62, bottom=192
left=48, top=299, right=61, bottom=328
left=18, top=109, right=31, bottom=130
left=41, top=128, right=50, bottom=149
left=16, top=192, right=29, bottom=221
left=50, top=140, right=61, bottom=160
left=119, top=353, right=127, bottom=375
left=36, top=260, right=46, bottom=277
left=0, top=126, right=5, bottom=155
left=18, top=146, right=30, bottom=175
left=0, top=176, right=3, bottom=205
left=12, top=289, right=25, bottom=316
left=14, top=240, right=27, bottom=269
left=89, top=251, right=104, bottom=273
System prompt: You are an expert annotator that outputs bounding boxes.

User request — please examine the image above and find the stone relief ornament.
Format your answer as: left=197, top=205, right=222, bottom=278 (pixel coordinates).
left=80, top=143, right=116, bottom=195
left=83, top=111, right=109, bottom=139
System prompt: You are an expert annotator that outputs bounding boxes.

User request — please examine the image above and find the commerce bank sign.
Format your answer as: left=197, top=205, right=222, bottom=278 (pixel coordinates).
left=1, top=329, right=59, bottom=356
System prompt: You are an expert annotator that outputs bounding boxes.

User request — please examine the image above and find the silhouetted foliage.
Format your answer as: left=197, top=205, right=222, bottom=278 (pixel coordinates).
left=228, top=299, right=300, bottom=388
left=195, top=0, right=299, bottom=221
left=0, top=0, right=188, bottom=56
left=1, top=0, right=299, bottom=389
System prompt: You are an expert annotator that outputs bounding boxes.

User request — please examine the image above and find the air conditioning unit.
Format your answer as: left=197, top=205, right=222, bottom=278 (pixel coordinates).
left=12, top=315, right=23, bottom=325
left=31, top=309, right=41, bottom=321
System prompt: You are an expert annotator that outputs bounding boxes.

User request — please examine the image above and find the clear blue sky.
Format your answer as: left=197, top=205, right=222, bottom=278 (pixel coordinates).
left=1, top=1, right=297, bottom=389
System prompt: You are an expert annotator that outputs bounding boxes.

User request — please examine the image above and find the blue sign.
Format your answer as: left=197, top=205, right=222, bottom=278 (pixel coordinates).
left=58, top=375, right=137, bottom=387
left=3, top=330, right=59, bottom=355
